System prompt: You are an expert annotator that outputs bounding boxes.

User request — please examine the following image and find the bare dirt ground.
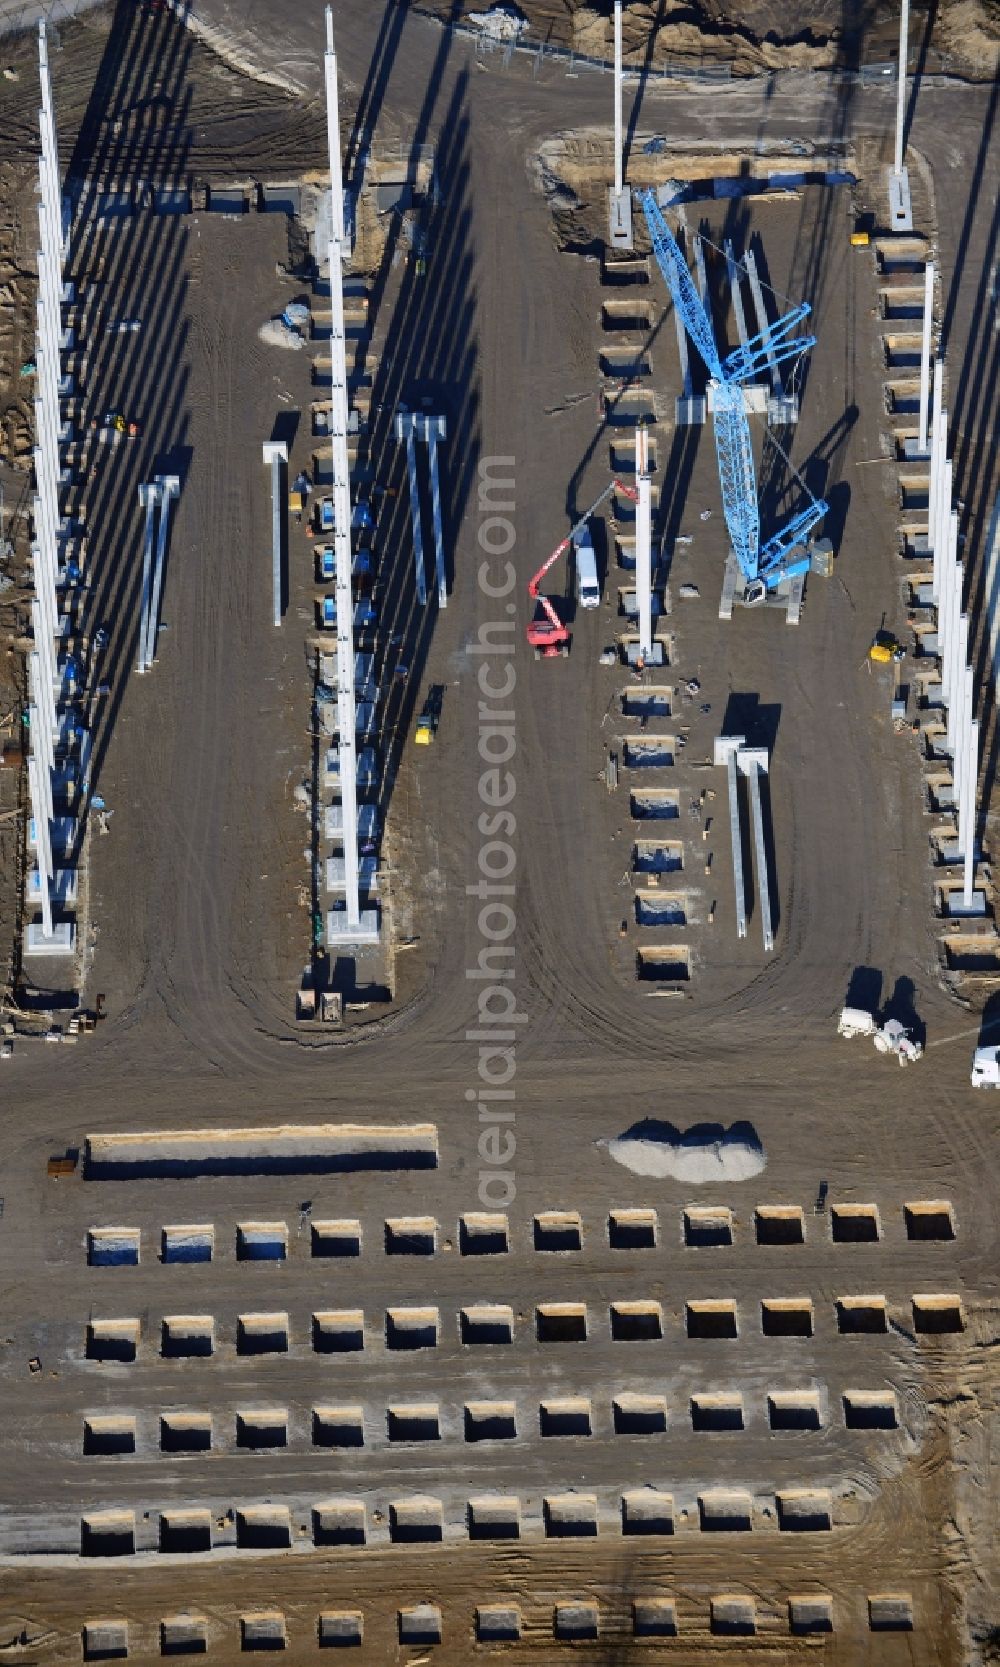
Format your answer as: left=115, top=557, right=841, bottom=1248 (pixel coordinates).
left=0, top=1, right=999, bottom=1663
left=414, top=0, right=1000, bottom=79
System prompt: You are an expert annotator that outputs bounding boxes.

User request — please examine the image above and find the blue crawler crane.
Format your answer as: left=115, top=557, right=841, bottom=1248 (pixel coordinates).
left=640, top=189, right=828, bottom=606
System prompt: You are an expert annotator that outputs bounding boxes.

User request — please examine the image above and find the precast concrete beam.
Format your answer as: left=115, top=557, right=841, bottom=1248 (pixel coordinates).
left=262, top=442, right=288, bottom=629
left=396, top=412, right=427, bottom=607
left=739, top=747, right=774, bottom=955
left=142, top=476, right=179, bottom=671
left=714, top=735, right=747, bottom=940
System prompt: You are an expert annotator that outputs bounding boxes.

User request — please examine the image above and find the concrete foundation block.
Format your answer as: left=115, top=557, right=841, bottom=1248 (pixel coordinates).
left=25, top=920, right=75, bottom=956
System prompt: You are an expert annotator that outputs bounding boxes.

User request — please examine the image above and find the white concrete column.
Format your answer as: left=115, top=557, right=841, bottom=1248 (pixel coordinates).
left=984, top=491, right=1000, bottom=703
left=917, top=262, right=934, bottom=454
left=613, top=0, right=623, bottom=198
left=948, top=612, right=968, bottom=756
left=635, top=423, right=652, bottom=658
left=963, top=718, right=979, bottom=906
left=894, top=0, right=910, bottom=176
left=324, top=6, right=346, bottom=251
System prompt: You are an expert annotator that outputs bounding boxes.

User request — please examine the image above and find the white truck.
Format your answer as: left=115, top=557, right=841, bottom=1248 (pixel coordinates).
left=575, top=524, right=600, bottom=609
left=837, top=1005, right=923, bottom=1066
left=970, top=1047, right=1000, bottom=1087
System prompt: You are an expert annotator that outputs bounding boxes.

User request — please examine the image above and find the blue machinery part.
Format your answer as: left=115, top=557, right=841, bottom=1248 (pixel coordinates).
left=639, top=189, right=828, bottom=602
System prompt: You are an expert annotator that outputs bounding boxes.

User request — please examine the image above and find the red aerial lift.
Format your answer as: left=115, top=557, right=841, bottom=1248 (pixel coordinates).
left=526, top=478, right=638, bottom=658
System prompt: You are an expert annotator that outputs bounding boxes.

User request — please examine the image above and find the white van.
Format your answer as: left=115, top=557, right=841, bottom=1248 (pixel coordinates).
left=575, top=523, right=600, bottom=608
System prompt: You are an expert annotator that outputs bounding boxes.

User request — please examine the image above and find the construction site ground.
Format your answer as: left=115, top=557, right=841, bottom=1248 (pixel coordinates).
left=0, top=2, right=999, bottom=1664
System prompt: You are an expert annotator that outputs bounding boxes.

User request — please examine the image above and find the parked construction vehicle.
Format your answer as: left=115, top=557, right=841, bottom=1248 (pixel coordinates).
left=837, top=1005, right=923, bottom=1065
left=527, top=479, right=637, bottom=658
left=970, top=1046, right=1000, bottom=1087
left=415, top=684, right=444, bottom=746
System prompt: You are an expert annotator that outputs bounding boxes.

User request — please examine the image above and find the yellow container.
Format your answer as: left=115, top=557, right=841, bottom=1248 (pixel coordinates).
left=850, top=230, right=870, bottom=247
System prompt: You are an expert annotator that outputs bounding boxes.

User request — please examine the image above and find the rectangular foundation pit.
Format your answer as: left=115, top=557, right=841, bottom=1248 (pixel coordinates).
left=687, top=1299, right=738, bottom=1338
left=636, top=833, right=683, bottom=873
left=768, top=1390, right=822, bottom=1431
left=467, top=1496, right=521, bottom=1541
left=543, top=1492, right=598, bottom=1538
left=613, top=1392, right=667, bottom=1434
left=84, top=1122, right=438, bottom=1179
left=160, top=1510, right=212, bottom=1555
left=789, top=1595, right=834, bottom=1634
left=162, top=1315, right=214, bottom=1359
left=621, top=685, right=672, bottom=719
left=601, top=346, right=651, bottom=378
left=623, top=736, right=675, bottom=768
left=387, top=1403, right=440, bottom=1442
left=868, top=1593, right=914, bottom=1631
left=459, top=1211, right=509, bottom=1254
left=610, top=435, right=658, bottom=473
left=475, top=1606, right=521, bottom=1640
left=691, top=1392, right=744, bottom=1432
left=237, top=1312, right=288, bottom=1355
left=82, top=1511, right=135, bottom=1557
left=711, top=1596, right=756, bottom=1636
left=604, top=392, right=657, bottom=428
left=684, top=1206, right=734, bottom=1247
left=386, top=1306, right=439, bottom=1349
left=241, top=1612, right=286, bottom=1653
left=83, top=1621, right=128, bottom=1661
left=637, top=945, right=690, bottom=982
left=385, top=1215, right=436, bottom=1255
left=313, top=1405, right=364, bottom=1448
left=631, top=789, right=679, bottom=821
left=761, top=1297, right=814, bottom=1338
left=160, top=1614, right=207, bottom=1656
left=161, top=1225, right=213, bottom=1264
left=610, top=1299, right=663, bottom=1340
left=464, top=1401, right=517, bottom=1442
left=235, top=1507, right=291, bottom=1550
left=389, top=1495, right=443, bottom=1543
left=633, top=1599, right=677, bottom=1637
left=904, top=1199, right=956, bottom=1240
left=461, top=1303, right=513, bottom=1344
left=318, top=1612, right=363, bottom=1648
left=601, top=256, right=650, bottom=287
left=756, top=1205, right=806, bottom=1245
left=554, top=1602, right=598, bottom=1641
left=602, top=298, right=654, bottom=331
left=777, top=1489, right=833, bottom=1531
left=83, top=1415, right=137, bottom=1455
left=236, top=1222, right=287, bottom=1262
left=698, top=1490, right=752, bottom=1532
left=844, top=1389, right=898, bottom=1429
left=536, top=1301, right=588, bottom=1342
left=312, top=1309, right=364, bottom=1353
left=540, top=1397, right=592, bottom=1437
left=87, top=1318, right=139, bottom=1363
left=312, top=1499, right=365, bottom=1547
left=609, top=1206, right=657, bottom=1249
left=160, top=1413, right=212, bottom=1454
left=831, top=1203, right=881, bottom=1243
left=310, top=1219, right=361, bottom=1258
left=836, top=1295, right=888, bottom=1334
left=236, top=1409, right=288, bottom=1450
left=398, top=1605, right=442, bottom=1646
left=913, top=1292, right=965, bottom=1333
left=88, top=1228, right=140, bottom=1268
left=533, top=1209, right=582, bottom=1251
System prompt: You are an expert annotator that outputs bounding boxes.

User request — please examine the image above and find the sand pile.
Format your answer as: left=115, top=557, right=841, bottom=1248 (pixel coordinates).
left=605, top=1118, right=765, bottom=1181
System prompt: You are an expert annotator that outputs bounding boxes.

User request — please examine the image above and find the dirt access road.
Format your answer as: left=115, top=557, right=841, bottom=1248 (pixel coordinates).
left=0, top=3, right=998, bottom=1663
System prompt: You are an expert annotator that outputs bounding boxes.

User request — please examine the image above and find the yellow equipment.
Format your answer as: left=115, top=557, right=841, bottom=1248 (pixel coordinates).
left=850, top=230, right=870, bottom=247
left=869, top=630, right=905, bottom=664
left=414, top=717, right=435, bottom=746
